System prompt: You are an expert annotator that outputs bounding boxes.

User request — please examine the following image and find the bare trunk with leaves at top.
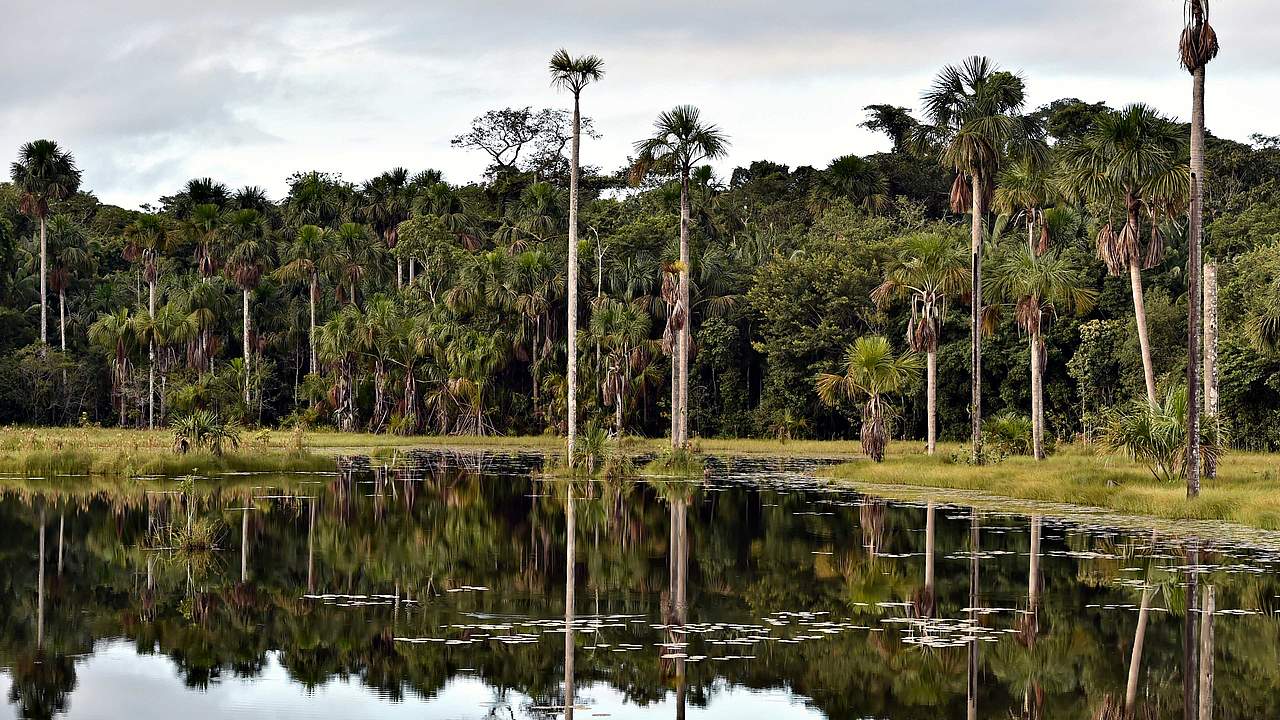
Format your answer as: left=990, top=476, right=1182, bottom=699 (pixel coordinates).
left=567, top=94, right=582, bottom=465
left=39, top=218, right=48, bottom=345
left=1203, top=261, right=1218, bottom=477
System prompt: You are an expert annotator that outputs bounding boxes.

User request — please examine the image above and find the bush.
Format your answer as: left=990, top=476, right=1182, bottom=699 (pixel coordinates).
left=1100, top=385, right=1223, bottom=483
left=983, top=412, right=1034, bottom=456
left=172, top=410, right=242, bottom=456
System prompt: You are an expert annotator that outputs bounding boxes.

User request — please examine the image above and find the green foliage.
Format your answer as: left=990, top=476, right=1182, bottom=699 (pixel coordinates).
left=172, top=410, right=242, bottom=456
left=1100, top=386, right=1223, bottom=483
left=982, top=412, right=1033, bottom=457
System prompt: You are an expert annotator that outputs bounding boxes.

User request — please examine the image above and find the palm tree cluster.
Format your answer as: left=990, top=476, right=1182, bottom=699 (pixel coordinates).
left=0, top=7, right=1266, bottom=473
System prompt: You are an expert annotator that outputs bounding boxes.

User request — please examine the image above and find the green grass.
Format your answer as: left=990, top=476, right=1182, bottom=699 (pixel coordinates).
left=825, top=442, right=1280, bottom=530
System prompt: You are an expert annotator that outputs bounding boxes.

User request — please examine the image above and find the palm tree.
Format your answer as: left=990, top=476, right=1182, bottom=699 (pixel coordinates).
left=807, top=154, right=889, bottom=214
left=922, top=56, right=1043, bottom=463
left=1058, top=104, right=1188, bottom=409
left=185, top=203, right=224, bottom=278
left=9, top=140, right=82, bottom=346
left=816, top=336, right=923, bottom=462
left=359, top=169, right=411, bottom=287
left=860, top=104, right=919, bottom=153
left=123, top=214, right=170, bottom=427
left=872, top=231, right=968, bottom=454
left=276, top=225, right=334, bottom=374
left=1182, top=0, right=1221, bottom=493
left=550, top=48, right=605, bottom=465
left=588, top=298, right=655, bottom=434
left=224, top=210, right=274, bottom=406
left=89, top=309, right=138, bottom=426
left=995, top=158, right=1058, bottom=256
left=633, top=105, right=729, bottom=448
left=46, top=215, right=95, bottom=353
left=987, top=243, right=1096, bottom=459
left=334, top=222, right=380, bottom=307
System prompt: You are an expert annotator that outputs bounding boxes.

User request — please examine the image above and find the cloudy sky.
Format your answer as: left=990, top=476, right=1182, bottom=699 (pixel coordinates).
left=3, top=0, right=1277, bottom=209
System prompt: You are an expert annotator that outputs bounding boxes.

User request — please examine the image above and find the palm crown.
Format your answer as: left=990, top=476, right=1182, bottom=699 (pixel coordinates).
left=549, top=49, right=605, bottom=97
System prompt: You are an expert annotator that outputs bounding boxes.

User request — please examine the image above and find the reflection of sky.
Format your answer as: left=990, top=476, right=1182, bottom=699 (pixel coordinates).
left=0, top=641, right=825, bottom=719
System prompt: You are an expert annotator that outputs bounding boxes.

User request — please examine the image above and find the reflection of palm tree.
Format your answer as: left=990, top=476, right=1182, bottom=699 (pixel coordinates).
left=967, top=509, right=980, bottom=720
left=563, top=480, right=577, bottom=718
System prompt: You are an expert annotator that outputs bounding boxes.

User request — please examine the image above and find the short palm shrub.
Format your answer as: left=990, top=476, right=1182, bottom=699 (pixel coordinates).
left=172, top=410, right=242, bottom=455
left=1100, top=386, right=1223, bottom=483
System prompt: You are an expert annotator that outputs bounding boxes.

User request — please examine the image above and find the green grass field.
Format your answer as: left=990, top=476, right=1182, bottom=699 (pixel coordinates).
left=825, top=442, right=1280, bottom=530
left=5, top=426, right=1280, bottom=529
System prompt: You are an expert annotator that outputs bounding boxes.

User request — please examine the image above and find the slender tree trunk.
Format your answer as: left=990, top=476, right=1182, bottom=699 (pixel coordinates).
left=1028, top=515, right=1041, bottom=611
left=970, top=175, right=983, bottom=463
left=926, top=350, right=937, bottom=455
left=309, top=275, right=318, bottom=374
left=1198, top=584, right=1215, bottom=720
left=1129, top=259, right=1159, bottom=407
left=241, top=509, right=249, bottom=583
left=566, top=94, right=582, bottom=465
left=58, top=512, right=64, bottom=575
left=1185, top=544, right=1201, bottom=719
left=148, top=279, right=156, bottom=429
left=678, top=171, right=692, bottom=448
left=39, top=217, right=48, bottom=345
left=1031, top=333, right=1046, bottom=460
left=1187, top=62, right=1206, bottom=497
left=1203, top=261, right=1218, bottom=477
left=563, top=482, right=576, bottom=718
left=243, top=288, right=252, bottom=406
left=396, top=256, right=403, bottom=289
left=58, top=289, right=66, bottom=352
left=1126, top=585, right=1154, bottom=715
left=967, top=509, right=979, bottom=720
left=670, top=349, right=679, bottom=447
left=37, top=510, right=45, bottom=647
left=408, top=257, right=416, bottom=286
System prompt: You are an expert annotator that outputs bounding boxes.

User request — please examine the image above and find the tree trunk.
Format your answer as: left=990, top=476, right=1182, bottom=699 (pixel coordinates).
left=563, top=482, right=576, bottom=718
left=1129, top=259, right=1159, bottom=407
left=59, top=289, right=66, bottom=352
left=1187, top=60, right=1206, bottom=497
left=243, top=288, right=252, bottom=406
left=149, top=279, right=156, bottom=429
left=678, top=171, right=692, bottom=448
left=1125, top=585, right=1154, bottom=715
left=309, top=275, right=318, bottom=374
left=1028, top=515, right=1041, bottom=612
left=1029, top=333, right=1039, bottom=456
left=39, top=217, right=48, bottom=345
left=408, top=257, right=416, bottom=286
left=566, top=93, right=581, bottom=465
left=241, top=509, right=250, bottom=583
left=1185, top=545, right=1201, bottom=719
left=1198, top=584, right=1215, bottom=720
left=970, top=175, right=983, bottom=463
left=926, top=350, right=937, bottom=455
left=967, top=510, right=979, bottom=720
left=396, top=256, right=403, bottom=289
left=1203, top=261, right=1218, bottom=478
left=670, top=347, right=679, bottom=447
left=37, top=510, right=45, bottom=647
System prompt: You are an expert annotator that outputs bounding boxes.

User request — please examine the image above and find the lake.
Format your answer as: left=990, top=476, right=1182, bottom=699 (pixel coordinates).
left=0, top=450, right=1276, bottom=719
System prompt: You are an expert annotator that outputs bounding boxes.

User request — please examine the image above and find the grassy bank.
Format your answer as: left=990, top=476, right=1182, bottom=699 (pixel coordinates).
left=825, top=444, right=1280, bottom=530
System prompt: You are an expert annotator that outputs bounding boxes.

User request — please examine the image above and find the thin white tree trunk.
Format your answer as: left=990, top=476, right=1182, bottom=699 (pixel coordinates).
left=1028, top=515, right=1041, bottom=611
left=567, top=95, right=581, bottom=465
left=926, top=350, right=937, bottom=455
left=59, top=289, right=66, bottom=351
left=241, top=509, right=249, bottom=583
left=1187, top=61, right=1206, bottom=496
left=970, top=175, right=983, bottom=463
left=1129, top=260, right=1158, bottom=407
left=678, top=172, right=692, bottom=447
left=1203, top=261, right=1218, bottom=477
left=1125, top=585, right=1154, bottom=715
left=148, top=279, right=156, bottom=429
left=39, top=217, right=48, bottom=345
left=1031, top=334, right=1045, bottom=460
left=924, top=501, right=935, bottom=595
left=243, top=289, right=252, bottom=406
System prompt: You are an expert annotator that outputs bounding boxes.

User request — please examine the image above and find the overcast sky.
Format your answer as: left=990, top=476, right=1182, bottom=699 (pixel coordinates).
left=3, top=0, right=1276, bottom=210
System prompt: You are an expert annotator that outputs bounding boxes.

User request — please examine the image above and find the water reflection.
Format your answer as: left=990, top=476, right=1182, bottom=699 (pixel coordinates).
left=0, top=452, right=1269, bottom=718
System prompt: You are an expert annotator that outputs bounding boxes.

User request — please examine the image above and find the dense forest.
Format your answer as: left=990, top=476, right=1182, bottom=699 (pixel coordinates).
left=3, top=57, right=1280, bottom=450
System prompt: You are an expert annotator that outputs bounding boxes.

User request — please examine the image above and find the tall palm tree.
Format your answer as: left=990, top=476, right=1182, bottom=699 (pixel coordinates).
left=46, top=215, right=94, bottom=353
left=123, top=214, right=170, bottom=427
left=922, top=56, right=1042, bottom=463
left=276, top=224, right=334, bottom=374
left=987, top=242, right=1096, bottom=459
left=633, top=105, right=729, bottom=448
left=1182, top=0, right=1220, bottom=493
left=872, top=231, right=968, bottom=454
left=1058, top=104, right=1188, bottom=409
left=224, top=210, right=274, bottom=406
left=359, top=168, right=412, bottom=288
left=550, top=48, right=605, bottom=465
left=10, top=140, right=82, bottom=346
left=816, top=336, right=923, bottom=462
left=89, top=309, right=138, bottom=426
left=185, top=203, right=224, bottom=278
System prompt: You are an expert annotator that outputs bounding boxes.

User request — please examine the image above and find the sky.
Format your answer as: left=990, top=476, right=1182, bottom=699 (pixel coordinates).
left=2, top=0, right=1277, bottom=210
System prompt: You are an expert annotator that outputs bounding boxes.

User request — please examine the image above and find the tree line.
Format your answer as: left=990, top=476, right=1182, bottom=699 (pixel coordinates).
left=4, top=5, right=1278, bottom=468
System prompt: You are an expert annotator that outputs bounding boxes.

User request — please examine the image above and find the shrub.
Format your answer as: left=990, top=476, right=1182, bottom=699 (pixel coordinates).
left=172, top=410, right=242, bottom=456
left=1100, top=385, right=1223, bottom=483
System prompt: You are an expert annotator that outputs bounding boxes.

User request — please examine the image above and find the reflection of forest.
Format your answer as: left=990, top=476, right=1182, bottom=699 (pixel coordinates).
left=0, top=453, right=1273, bottom=719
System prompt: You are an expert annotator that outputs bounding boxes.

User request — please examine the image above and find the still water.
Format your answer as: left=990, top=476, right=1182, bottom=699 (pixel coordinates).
left=1, top=451, right=1278, bottom=719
